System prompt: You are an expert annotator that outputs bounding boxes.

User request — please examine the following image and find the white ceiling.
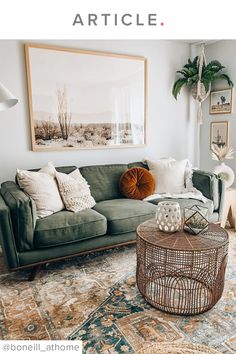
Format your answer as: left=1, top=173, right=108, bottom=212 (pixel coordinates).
left=182, top=40, right=219, bottom=45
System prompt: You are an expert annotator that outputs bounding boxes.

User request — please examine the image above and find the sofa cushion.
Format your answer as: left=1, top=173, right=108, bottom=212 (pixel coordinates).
left=119, top=167, right=155, bottom=200
left=94, top=199, right=156, bottom=235
left=148, top=197, right=214, bottom=218
left=34, top=209, right=107, bottom=249
left=79, top=164, right=128, bottom=202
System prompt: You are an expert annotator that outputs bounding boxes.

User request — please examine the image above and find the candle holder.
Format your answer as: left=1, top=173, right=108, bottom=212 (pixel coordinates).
left=156, top=201, right=181, bottom=233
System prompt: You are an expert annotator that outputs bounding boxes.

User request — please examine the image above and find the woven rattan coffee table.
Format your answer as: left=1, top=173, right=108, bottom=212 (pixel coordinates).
left=136, top=219, right=229, bottom=315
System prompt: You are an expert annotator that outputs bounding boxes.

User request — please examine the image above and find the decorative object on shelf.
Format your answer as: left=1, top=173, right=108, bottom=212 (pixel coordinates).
left=211, top=140, right=235, bottom=188
left=210, top=121, right=228, bottom=149
left=0, top=81, right=18, bottom=111
left=172, top=45, right=233, bottom=124
left=210, top=88, right=233, bottom=114
left=156, top=201, right=181, bottom=233
left=184, top=205, right=209, bottom=235
left=25, top=44, right=146, bottom=151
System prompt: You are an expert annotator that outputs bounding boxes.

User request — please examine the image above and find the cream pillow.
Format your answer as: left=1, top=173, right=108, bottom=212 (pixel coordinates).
left=185, top=160, right=194, bottom=189
left=146, top=158, right=188, bottom=194
left=55, top=169, right=96, bottom=212
left=40, top=161, right=57, bottom=176
left=16, top=168, right=64, bottom=218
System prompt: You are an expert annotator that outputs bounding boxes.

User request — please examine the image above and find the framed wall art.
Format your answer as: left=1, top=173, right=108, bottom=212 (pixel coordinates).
left=210, top=121, right=229, bottom=149
left=209, top=88, right=233, bottom=114
left=25, top=44, right=146, bottom=151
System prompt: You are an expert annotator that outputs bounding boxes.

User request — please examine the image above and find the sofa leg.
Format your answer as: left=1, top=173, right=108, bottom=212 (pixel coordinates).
left=28, top=265, right=41, bottom=281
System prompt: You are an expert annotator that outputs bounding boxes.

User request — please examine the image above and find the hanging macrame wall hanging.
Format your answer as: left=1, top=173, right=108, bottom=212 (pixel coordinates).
left=191, top=45, right=210, bottom=124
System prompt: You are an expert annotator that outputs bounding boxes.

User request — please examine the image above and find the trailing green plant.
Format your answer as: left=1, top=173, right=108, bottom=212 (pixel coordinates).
left=172, top=56, right=234, bottom=99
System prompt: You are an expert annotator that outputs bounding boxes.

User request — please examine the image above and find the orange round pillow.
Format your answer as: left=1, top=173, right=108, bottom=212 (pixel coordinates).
left=119, top=167, right=155, bottom=200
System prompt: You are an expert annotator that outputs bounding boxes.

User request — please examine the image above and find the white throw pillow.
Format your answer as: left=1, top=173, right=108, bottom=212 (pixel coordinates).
left=16, top=168, right=64, bottom=218
left=40, top=161, right=57, bottom=176
left=185, top=160, right=194, bottom=189
left=55, top=169, right=96, bottom=212
left=146, top=158, right=188, bottom=194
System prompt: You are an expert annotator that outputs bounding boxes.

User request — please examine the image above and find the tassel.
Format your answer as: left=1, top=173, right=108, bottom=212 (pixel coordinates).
left=197, top=101, right=203, bottom=124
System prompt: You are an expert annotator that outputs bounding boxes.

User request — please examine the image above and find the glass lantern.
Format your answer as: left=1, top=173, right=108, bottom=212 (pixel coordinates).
left=183, top=205, right=209, bottom=235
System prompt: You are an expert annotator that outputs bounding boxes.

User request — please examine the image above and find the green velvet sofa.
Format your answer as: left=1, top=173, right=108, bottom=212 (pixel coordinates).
left=0, top=162, right=225, bottom=274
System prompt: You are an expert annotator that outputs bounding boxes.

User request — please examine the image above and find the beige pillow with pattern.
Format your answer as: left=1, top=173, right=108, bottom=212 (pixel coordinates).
left=16, top=168, right=64, bottom=218
left=56, top=169, right=96, bottom=212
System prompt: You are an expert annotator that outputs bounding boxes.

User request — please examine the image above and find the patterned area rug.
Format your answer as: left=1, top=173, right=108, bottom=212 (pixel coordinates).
left=137, top=342, right=220, bottom=353
left=0, top=230, right=236, bottom=354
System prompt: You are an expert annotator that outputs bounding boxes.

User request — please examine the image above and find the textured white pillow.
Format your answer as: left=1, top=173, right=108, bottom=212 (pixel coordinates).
left=146, top=158, right=188, bottom=194
left=16, top=168, right=64, bottom=218
left=56, top=169, right=96, bottom=212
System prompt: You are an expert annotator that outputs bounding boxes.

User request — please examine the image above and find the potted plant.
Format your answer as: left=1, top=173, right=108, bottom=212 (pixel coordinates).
left=172, top=56, right=233, bottom=100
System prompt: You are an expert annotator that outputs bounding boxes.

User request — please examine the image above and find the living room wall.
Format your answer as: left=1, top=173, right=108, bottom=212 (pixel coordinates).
left=0, top=40, right=190, bottom=183
left=201, top=41, right=236, bottom=180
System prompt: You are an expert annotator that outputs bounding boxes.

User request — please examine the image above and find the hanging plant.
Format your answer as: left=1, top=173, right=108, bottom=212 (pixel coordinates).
left=172, top=56, right=233, bottom=100
left=172, top=46, right=233, bottom=124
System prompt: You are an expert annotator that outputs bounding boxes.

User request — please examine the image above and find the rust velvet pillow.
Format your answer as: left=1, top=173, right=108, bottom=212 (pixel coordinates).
left=119, top=167, right=155, bottom=200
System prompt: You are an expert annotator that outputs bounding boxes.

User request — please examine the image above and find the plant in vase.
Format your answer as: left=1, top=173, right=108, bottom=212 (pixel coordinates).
left=172, top=57, right=233, bottom=100
left=184, top=207, right=209, bottom=235
left=184, top=217, right=208, bottom=234
left=172, top=50, right=233, bottom=124
left=211, top=144, right=235, bottom=188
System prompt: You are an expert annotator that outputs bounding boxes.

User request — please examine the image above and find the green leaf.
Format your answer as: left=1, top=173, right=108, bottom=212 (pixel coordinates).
left=176, top=69, right=190, bottom=78
left=192, top=56, right=199, bottom=67
left=214, top=73, right=234, bottom=86
left=172, top=78, right=187, bottom=99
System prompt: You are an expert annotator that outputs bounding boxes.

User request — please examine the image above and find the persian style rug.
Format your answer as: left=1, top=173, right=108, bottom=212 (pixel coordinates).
left=0, top=231, right=236, bottom=354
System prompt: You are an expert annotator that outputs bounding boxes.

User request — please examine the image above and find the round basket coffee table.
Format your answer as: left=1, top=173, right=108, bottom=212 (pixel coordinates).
left=136, top=219, right=229, bottom=315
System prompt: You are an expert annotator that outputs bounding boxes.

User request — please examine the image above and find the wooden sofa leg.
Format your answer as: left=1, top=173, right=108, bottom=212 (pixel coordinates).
left=28, top=265, right=41, bottom=281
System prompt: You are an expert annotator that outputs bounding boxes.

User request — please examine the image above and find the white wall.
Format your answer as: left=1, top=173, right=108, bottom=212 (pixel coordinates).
left=0, top=40, right=190, bottom=183
left=200, top=41, right=236, bottom=180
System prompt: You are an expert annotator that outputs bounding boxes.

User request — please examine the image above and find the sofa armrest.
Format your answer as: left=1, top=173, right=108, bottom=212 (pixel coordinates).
left=217, top=179, right=226, bottom=220
left=192, top=170, right=220, bottom=211
left=0, top=195, right=19, bottom=268
left=1, top=181, right=36, bottom=251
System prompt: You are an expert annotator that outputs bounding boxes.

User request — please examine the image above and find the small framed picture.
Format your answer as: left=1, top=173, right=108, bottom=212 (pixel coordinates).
left=210, top=121, right=229, bottom=149
left=210, top=88, right=233, bottom=114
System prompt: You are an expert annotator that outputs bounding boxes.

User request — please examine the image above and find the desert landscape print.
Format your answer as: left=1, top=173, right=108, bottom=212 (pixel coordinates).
left=25, top=45, right=146, bottom=150
left=210, top=89, right=232, bottom=114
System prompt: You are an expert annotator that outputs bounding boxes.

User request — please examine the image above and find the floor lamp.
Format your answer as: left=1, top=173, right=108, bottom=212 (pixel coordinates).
left=0, top=81, right=18, bottom=111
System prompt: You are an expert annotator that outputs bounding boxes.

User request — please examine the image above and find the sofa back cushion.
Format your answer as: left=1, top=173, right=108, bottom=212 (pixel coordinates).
left=28, top=162, right=146, bottom=203
left=79, top=164, right=128, bottom=202
left=29, top=166, right=77, bottom=175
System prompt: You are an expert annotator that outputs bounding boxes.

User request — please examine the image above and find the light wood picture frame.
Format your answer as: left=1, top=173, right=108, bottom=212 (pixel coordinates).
left=25, top=43, right=147, bottom=151
left=209, top=88, right=233, bottom=114
left=210, top=121, right=229, bottom=150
